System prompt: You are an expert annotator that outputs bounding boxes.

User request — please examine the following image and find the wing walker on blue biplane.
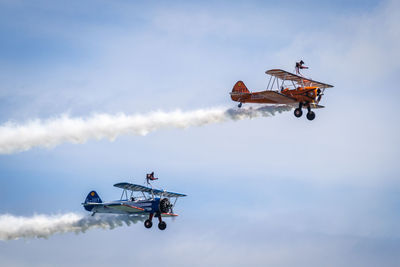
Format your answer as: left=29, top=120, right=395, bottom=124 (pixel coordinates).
left=82, top=172, right=186, bottom=230
left=230, top=61, right=334, bottom=120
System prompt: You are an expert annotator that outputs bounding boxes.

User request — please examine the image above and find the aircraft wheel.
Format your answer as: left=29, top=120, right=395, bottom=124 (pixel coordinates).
left=158, top=221, right=167, bottom=230
left=144, top=219, right=153, bottom=229
left=306, top=111, right=316, bottom=121
left=238, top=102, right=242, bottom=108
left=294, top=108, right=303, bottom=118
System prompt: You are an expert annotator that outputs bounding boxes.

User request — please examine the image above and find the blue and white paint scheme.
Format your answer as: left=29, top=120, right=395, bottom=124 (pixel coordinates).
left=82, top=181, right=186, bottom=230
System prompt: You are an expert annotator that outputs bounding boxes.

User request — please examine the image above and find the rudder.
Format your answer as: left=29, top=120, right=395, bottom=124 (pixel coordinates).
left=232, top=81, right=250, bottom=93
left=84, top=191, right=102, bottom=204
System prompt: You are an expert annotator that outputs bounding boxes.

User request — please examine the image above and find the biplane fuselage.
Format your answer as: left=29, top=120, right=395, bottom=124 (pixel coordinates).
left=230, top=69, right=333, bottom=120
left=231, top=86, right=320, bottom=105
left=83, top=197, right=163, bottom=215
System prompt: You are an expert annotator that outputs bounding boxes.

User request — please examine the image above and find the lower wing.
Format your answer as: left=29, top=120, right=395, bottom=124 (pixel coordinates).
left=105, top=203, right=145, bottom=213
left=258, top=91, right=298, bottom=104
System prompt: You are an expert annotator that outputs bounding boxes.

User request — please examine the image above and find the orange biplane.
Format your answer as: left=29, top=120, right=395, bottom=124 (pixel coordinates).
left=230, top=69, right=333, bottom=120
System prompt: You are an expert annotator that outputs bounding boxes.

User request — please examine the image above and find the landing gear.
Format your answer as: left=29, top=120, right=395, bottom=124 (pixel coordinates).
left=144, top=213, right=154, bottom=228
left=306, top=105, right=315, bottom=120
left=145, top=213, right=167, bottom=230
left=144, top=219, right=153, bottom=228
left=295, top=102, right=316, bottom=120
left=158, top=221, right=167, bottom=230
left=294, top=102, right=303, bottom=118
left=238, top=102, right=242, bottom=108
left=157, top=213, right=167, bottom=230
left=306, top=111, right=315, bottom=121
left=294, top=108, right=303, bottom=118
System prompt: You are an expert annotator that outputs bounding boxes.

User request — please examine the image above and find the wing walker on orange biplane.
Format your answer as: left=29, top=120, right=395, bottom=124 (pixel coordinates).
left=230, top=64, right=333, bottom=121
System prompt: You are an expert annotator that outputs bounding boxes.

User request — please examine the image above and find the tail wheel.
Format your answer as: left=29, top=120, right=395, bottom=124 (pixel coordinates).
left=238, top=102, right=242, bottom=108
left=158, top=221, right=167, bottom=230
left=144, top=219, right=153, bottom=229
left=306, top=111, right=316, bottom=121
left=294, top=108, right=303, bottom=118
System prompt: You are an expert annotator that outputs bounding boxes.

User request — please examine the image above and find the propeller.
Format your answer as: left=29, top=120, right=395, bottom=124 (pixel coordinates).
left=317, top=94, right=323, bottom=103
left=316, top=89, right=323, bottom=103
left=170, top=204, right=177, bottom=221
left=164, top=198, right=175, bottom=221
left=167, top=201, right=174, bottom=213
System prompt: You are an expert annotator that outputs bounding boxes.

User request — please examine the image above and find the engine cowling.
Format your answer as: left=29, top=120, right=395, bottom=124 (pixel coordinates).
left=159, top=198, right=171, bottom=213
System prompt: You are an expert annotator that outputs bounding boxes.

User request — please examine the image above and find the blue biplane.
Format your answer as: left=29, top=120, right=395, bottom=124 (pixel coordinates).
left=82, top=174, right=186, bottom=230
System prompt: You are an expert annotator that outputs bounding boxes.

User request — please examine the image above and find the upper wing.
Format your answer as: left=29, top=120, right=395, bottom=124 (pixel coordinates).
left=266, top=69, right=334, bottom=88
left=259, top=90, right=298, bottom=104
left=114, top=183, right=152, bottom=193
left=114, top=182, right=187, bottom=198
left=152, top=189, right=187, bottom=198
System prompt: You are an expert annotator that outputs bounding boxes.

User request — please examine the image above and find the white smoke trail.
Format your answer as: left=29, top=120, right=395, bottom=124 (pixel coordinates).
left=0, top=213, right=145, bottom=241
left=0, top=105, right=292, bottom=154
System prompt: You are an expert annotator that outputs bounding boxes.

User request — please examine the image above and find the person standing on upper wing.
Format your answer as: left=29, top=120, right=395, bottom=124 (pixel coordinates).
left=146, top=171, right=158, bottom=184
left=295, top=60, right=308, bottom=75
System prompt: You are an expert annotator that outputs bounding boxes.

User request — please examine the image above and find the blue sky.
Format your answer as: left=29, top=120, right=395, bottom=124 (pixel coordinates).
left=0, top=0, right=400, bottom=266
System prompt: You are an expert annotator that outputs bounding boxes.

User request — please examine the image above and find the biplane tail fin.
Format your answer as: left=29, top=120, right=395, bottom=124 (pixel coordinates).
left=232, top=81, right=250, bottom=94
left=84, top=191, right=102, bottom=204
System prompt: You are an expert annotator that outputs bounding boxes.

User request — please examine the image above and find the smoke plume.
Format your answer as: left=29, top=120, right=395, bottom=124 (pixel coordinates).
left=0, top=105, right=291, bottom=154
left=0, top=213, right=145, bottom=241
